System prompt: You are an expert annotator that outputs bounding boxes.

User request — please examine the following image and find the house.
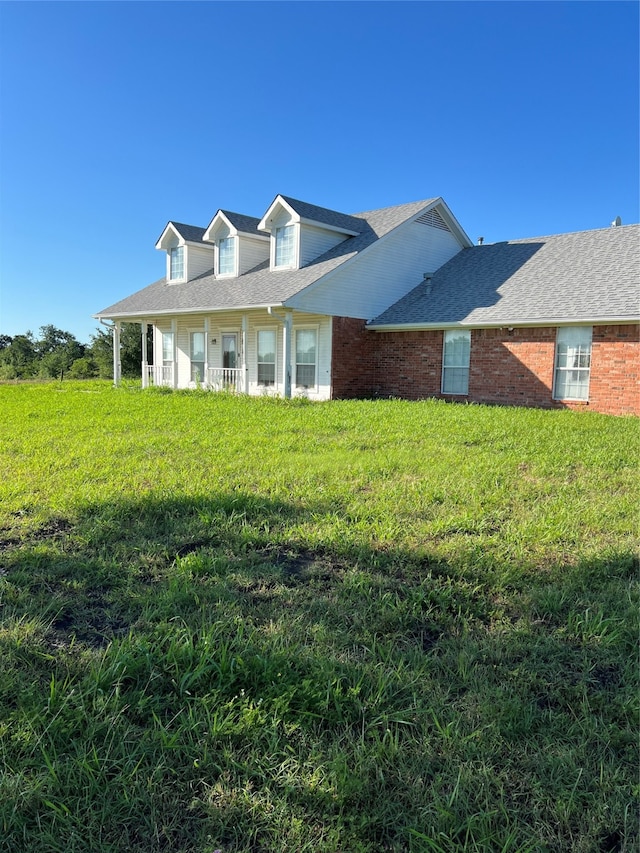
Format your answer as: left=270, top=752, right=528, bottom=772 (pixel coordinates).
left=95, top=195, right=640, bottom=416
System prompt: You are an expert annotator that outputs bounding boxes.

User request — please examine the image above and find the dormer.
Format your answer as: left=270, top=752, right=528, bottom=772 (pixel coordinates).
left=202, top=211, right=269, bottom=278
left=258, top=195, right=363, bottom=271
left=155, top=222, right=212, bottom=284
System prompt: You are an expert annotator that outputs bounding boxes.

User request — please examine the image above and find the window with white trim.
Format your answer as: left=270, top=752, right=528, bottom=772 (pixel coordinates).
left=442, top=329, right=470, bottom=395
left=295, top=328, right=317, bottom=389
left=169, top=246, right=184, bottom=280
left=190, top=332, right=205, bottom=383
left=274, top=225, right=295, bottom=268
left=162, top=331, right=174, bottom=366
left=554, top=326, right=592, bottom=401
left=257, top=329, right=276, bottom=386
left=218, top=237, right=235, bottom=276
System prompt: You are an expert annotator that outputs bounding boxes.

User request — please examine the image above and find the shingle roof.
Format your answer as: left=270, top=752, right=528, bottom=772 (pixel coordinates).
left=169, top=222, right=207, bottom=243
left=96, top=199, right=437, bottom=318
left=219, top=211, right=264, bottom=236
left=279, top=196, right=366, bottom=234
left=370, top=225, right=640, bottom=327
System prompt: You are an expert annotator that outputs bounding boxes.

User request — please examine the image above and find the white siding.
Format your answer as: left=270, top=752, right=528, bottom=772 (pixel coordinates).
left=151, top=310, right=332, bottom=400
left=299, top=224, right=349, bottom=267
left=187, top=244, right=214, bottom=279
left=288, top=222, right=464, bottom=319
left=238, top=236, right=270, bottom=275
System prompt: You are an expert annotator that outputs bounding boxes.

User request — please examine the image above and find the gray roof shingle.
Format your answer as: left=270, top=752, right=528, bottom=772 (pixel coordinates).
left=279, top=196, right=366, bottom=234
left=96, top=199, right=437, bottom=318
left=218, top=211, right=264, bottom=236
left=370, top=225, right=640, bottom=327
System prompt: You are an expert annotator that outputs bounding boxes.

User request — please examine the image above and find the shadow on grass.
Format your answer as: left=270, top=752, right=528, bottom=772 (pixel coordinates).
left=1, top=492, right=637, bottom=853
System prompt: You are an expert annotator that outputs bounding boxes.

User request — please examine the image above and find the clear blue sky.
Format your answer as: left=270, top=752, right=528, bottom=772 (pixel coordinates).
left=0, top=0, right=637, bottom=344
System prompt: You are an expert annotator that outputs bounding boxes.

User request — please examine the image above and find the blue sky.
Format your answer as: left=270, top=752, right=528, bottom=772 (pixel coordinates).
left=0, top=1, right=637, bottom=344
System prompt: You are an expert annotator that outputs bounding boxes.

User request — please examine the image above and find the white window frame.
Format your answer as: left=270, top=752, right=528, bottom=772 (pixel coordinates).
left=161, top=331, right=174, bottom=366
left=553, top=326, right=592, bottom=401
left=189, top=330, right=206, bottom=384
left=294, top=326, right=318, bottom=390
left=217, top=236, right=236, bottom=277
left=256, top=327, right=277, bottom=388
left=441, top=329, right=471, bottom=396
left=169, top=246, right=185, bottom=281
left=273, top=224, right=297, bottom=269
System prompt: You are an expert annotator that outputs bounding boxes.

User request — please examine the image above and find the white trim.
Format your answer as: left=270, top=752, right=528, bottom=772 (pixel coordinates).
left=293, top=323, right=320, bottom=392
left=255, top=325, right=278, bottom=389
left=441, top=328, right=471, bottom=396
left=367, top=316, right=640, bottom=332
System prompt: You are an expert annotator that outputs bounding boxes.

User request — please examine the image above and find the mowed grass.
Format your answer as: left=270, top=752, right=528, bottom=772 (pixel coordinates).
left=0, top=381, right=637, bottom=853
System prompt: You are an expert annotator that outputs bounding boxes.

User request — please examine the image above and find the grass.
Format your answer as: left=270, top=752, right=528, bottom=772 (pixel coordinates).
left=0, top=380, right=638, bottom=852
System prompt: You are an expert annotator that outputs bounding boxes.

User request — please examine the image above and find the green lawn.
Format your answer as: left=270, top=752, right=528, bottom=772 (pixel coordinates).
left=0, top=381, right=638, bottom=852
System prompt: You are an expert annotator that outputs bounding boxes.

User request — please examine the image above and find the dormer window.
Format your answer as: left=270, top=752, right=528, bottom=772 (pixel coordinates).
left=218, top=237, right=235, bottom=276
left=169, top=246, right=184, bottom=280
left=274, top=225, right=295, bottom=268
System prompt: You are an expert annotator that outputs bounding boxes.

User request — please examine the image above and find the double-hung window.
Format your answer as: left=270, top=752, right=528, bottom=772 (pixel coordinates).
left=218, top=237, right=235, bottom=276
left=295, top=328, right=317, bottom=389
left=274, top=225, right=295, bottom=268
left=442, top=329, right=471, bottom=395
left=257, top=330, right=276, bottom=386
left=554, top=326, right=592, bottom=401
left=169, top=246, right=184, bottom=280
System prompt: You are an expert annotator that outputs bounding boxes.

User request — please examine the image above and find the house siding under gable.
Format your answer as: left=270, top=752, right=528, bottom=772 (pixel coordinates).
left=290, top=220, right=464, bottom=320
left=299, top=224, right=349, bottom=267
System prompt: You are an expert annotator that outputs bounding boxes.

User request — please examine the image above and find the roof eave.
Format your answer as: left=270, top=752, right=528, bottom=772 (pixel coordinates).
left=367, top=315, right=640, bottom=331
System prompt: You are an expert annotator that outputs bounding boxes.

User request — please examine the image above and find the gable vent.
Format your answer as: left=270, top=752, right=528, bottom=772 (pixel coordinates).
left=414, top=208, right=450, bottom=231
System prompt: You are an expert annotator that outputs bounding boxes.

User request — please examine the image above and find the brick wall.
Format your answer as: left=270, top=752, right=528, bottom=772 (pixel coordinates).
left=330, top=318, right=639, bottom=416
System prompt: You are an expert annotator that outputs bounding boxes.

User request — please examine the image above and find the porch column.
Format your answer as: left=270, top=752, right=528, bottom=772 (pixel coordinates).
left=171, top=318, right=178, bottom=388
left=141, top=320, right=148, bottom=388
left=241, top=314, right=248, bottom=394
left=203, top=317, right=210, bottom=386
left=113, top=322, right=121, bottom=387
left=283, top=310, right=292, bottom=399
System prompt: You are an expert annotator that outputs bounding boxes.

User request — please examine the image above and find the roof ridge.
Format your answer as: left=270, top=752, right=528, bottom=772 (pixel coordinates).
left=502, top=223, right=640, bottom=243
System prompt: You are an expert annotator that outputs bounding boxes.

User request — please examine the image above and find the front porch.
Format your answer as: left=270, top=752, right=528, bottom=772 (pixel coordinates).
left=145, top=365, right=245, bottom=392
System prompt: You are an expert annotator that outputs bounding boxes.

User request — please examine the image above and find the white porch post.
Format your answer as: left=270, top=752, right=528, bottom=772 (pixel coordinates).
left=241, top=314, right=248, bottom=394
left=141, top=320, right=148, bottom=388
left=113, top=322, right=121, bottom=387
left=171, top=318, right=178, bottom=388
left=203, top=317, right=210, bottom=384
left=283, top=311, right=292, bottom=399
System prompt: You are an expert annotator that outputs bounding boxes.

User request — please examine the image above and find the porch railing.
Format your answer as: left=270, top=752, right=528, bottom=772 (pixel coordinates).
left=206, top=367, right=243, bottom=392
left=146, top=365, right=173, bottom=387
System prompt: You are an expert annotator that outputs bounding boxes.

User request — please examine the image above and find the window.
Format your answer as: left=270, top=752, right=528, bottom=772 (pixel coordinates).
left=554, top=326, right=592, bottom=400
left=295, top=328, right=317, bottom=388
left=190, top=332, right=205, bottom=383
left=162, top=331, right=174, bottom=365
left=257, top=330, right=276, bottom=386
left=274, top=225, right=295, bottom=268
left=169, top=246, right=184, bottom=280
left=442, top=329, right=470, bottom=395
left=218, top=237, right=235, bottom=276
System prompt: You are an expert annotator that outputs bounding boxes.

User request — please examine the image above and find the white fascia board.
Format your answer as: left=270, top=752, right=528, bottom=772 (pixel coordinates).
left=433, top=199, right=474, bottom=248
left=202, top=210, right=230, bottom=243
left=258, top=195, right=298, bottom=232
left=367, top=315, right=640, bottom=331
left=155, top=222, right=184, bottom=250
left=283, top=200, right=467, bottom=307
left=95, top=303, right=285, bottom=321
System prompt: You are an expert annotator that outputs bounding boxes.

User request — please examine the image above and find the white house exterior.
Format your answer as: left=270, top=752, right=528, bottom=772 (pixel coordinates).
left=96, top=195, right=472, bottom=401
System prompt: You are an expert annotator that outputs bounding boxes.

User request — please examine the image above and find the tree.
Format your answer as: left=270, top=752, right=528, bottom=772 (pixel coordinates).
left=0, top=332, right=37, bottom=378
left=35, top=325, right=85, bottom=379
left=0, top=334, right=13, bottom=351
left=88, top=323, right=152, bottom=380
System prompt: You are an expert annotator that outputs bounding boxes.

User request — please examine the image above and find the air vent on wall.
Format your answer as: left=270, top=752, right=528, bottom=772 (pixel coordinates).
left=415, top=208, right=450, bottom=231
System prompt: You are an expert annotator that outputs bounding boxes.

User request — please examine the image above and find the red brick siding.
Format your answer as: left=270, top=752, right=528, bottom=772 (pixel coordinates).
left=330, top=318, right=639, bottom=416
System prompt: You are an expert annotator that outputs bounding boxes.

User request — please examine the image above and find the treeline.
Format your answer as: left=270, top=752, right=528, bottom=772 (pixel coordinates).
left=0, top=324, right=149, bottom=381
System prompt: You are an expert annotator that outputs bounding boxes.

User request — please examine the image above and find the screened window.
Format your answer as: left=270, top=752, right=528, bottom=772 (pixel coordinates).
left=257, top=329, right=276, bottom=386
left=442, top=329, right=471, bottom=395
left=274, top=225, right=295, bottom=268
left=218, top=237, right=235, bottom=276
left=295, top=328, right=317, bottom=389
left=554, top=326, right=592, bottom=401
left=169, top=246, right=184, bottom=280
left=190, top=332, right=205, bottom=383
